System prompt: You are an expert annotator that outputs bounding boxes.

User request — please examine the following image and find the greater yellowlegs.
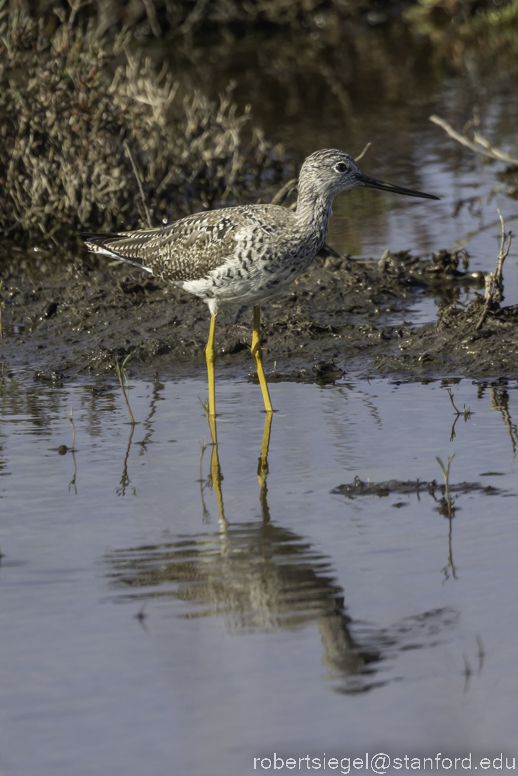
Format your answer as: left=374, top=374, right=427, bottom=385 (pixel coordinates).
left=83, top=149, right=439, bottom=416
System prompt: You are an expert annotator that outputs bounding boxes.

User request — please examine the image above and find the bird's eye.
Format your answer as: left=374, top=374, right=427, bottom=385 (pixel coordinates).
left=335, top=162, right=347, bottom=173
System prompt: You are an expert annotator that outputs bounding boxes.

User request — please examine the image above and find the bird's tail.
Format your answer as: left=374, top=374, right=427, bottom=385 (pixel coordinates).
left=81, top=232, right=151, bottom=272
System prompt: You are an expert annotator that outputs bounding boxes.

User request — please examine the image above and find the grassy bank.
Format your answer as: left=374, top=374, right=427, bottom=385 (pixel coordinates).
left=0, top=6, right=285, bottom=247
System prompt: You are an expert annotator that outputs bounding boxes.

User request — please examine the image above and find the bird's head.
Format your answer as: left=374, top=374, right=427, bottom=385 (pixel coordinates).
left=299, top=149, right=439, bottom=201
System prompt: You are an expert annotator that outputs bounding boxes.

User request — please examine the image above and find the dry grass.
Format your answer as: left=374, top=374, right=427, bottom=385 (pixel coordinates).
left=0, top=5, right=284, bottom=246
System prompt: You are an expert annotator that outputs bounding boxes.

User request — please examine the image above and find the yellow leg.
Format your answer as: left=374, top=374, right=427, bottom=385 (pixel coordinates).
left=257, top=411, right=273, bottom=523
left=257, top=410, right=273, bottom=484
left=205, top=312, right=217, bottom=417
left=251, top=305, right=273, bottom=413
left=207, top=413, right=226, bottom=526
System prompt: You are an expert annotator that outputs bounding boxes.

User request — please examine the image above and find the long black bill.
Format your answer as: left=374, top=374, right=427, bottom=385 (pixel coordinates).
left=358, top=173, right=440, bottom=200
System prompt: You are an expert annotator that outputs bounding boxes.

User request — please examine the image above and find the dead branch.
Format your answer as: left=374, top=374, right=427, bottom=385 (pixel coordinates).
left=270, top=178, right=298, bottom=206
left=430, top=115, right=518, bottom=167
left=355, top=142, right=372, bottom=163
left=475, top=210, right=512, bottom=332
left=123, top=140, right=153, bottom=229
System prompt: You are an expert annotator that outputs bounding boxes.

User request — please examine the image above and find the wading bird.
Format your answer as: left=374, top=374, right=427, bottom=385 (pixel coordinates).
left=83, top=149, right=439, bottom=416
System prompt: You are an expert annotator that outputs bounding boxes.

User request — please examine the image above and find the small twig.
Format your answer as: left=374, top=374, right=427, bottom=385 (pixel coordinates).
left=174, top=0, right=209, bottom=37
left=436, top=453, right=455, bottom=519
left=68, top=406, right=76, bottom=450
left=112, top=354, right=136, bottom=425
left=123, top=140, right=153, bottom=229
left=447, top=389, right=471, bottom=441
left=198, top=396, right=210, bottom=419
left=67, top=0, right=93, bottom=29
left=447, top=388, right=471, bottom=420
left=66, top=406, right=78, bottom=493
left=117, top=423, right=135, bottom=496
left=430, top=115, right=518, bottom=167
left=490, top=386, right=517, bottom=471
left=475, top=211, right=512, bottom=332
left=441, top=506, right=457, bottom=582
left=355, top=141, right=372, bottom=163
left=447, top=389, right=461, bottom=415
left=68, top=452, right=78, bottom=494
left=270, top=178, right=298, bottom=206
left=142, top=0, right=162, bottom=38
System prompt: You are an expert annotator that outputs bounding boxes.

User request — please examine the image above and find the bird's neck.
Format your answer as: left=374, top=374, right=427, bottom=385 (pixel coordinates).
left=295, top=187, right=334, bottom=248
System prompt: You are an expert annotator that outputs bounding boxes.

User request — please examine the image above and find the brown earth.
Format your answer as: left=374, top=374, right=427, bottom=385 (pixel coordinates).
left=2, top=243, right=517, bottom=386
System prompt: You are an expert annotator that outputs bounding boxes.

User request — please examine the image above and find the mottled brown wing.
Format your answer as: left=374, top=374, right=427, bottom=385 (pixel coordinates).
left=83, top=209, right=242, bottom=282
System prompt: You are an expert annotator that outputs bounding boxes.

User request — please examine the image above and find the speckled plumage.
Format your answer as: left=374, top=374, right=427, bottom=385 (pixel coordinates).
left=83, top=149, right=438, bottom=315
left=84, top=203, right=316, bottom=314
left=83, top=149, right=438, bottom=414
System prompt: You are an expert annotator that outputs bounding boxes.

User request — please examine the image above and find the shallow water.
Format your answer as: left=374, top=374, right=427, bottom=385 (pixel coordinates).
left=1, top=371, right=517, bottom=775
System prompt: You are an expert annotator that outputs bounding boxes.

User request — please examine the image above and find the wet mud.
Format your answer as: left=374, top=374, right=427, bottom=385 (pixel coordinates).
left=2, top=242, right=517, bottom=384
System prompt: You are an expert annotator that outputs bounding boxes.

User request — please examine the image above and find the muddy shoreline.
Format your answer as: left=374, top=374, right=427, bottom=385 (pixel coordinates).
left=2, top=244, right=517, bottom=386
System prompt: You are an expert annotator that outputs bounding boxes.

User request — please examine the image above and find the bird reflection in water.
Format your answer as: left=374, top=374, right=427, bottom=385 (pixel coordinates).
left=107, top=412, right=456, bottom=693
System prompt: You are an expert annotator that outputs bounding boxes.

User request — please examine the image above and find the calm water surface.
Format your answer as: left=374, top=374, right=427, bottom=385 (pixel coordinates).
left=1, top=372, right=517, bottom=775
